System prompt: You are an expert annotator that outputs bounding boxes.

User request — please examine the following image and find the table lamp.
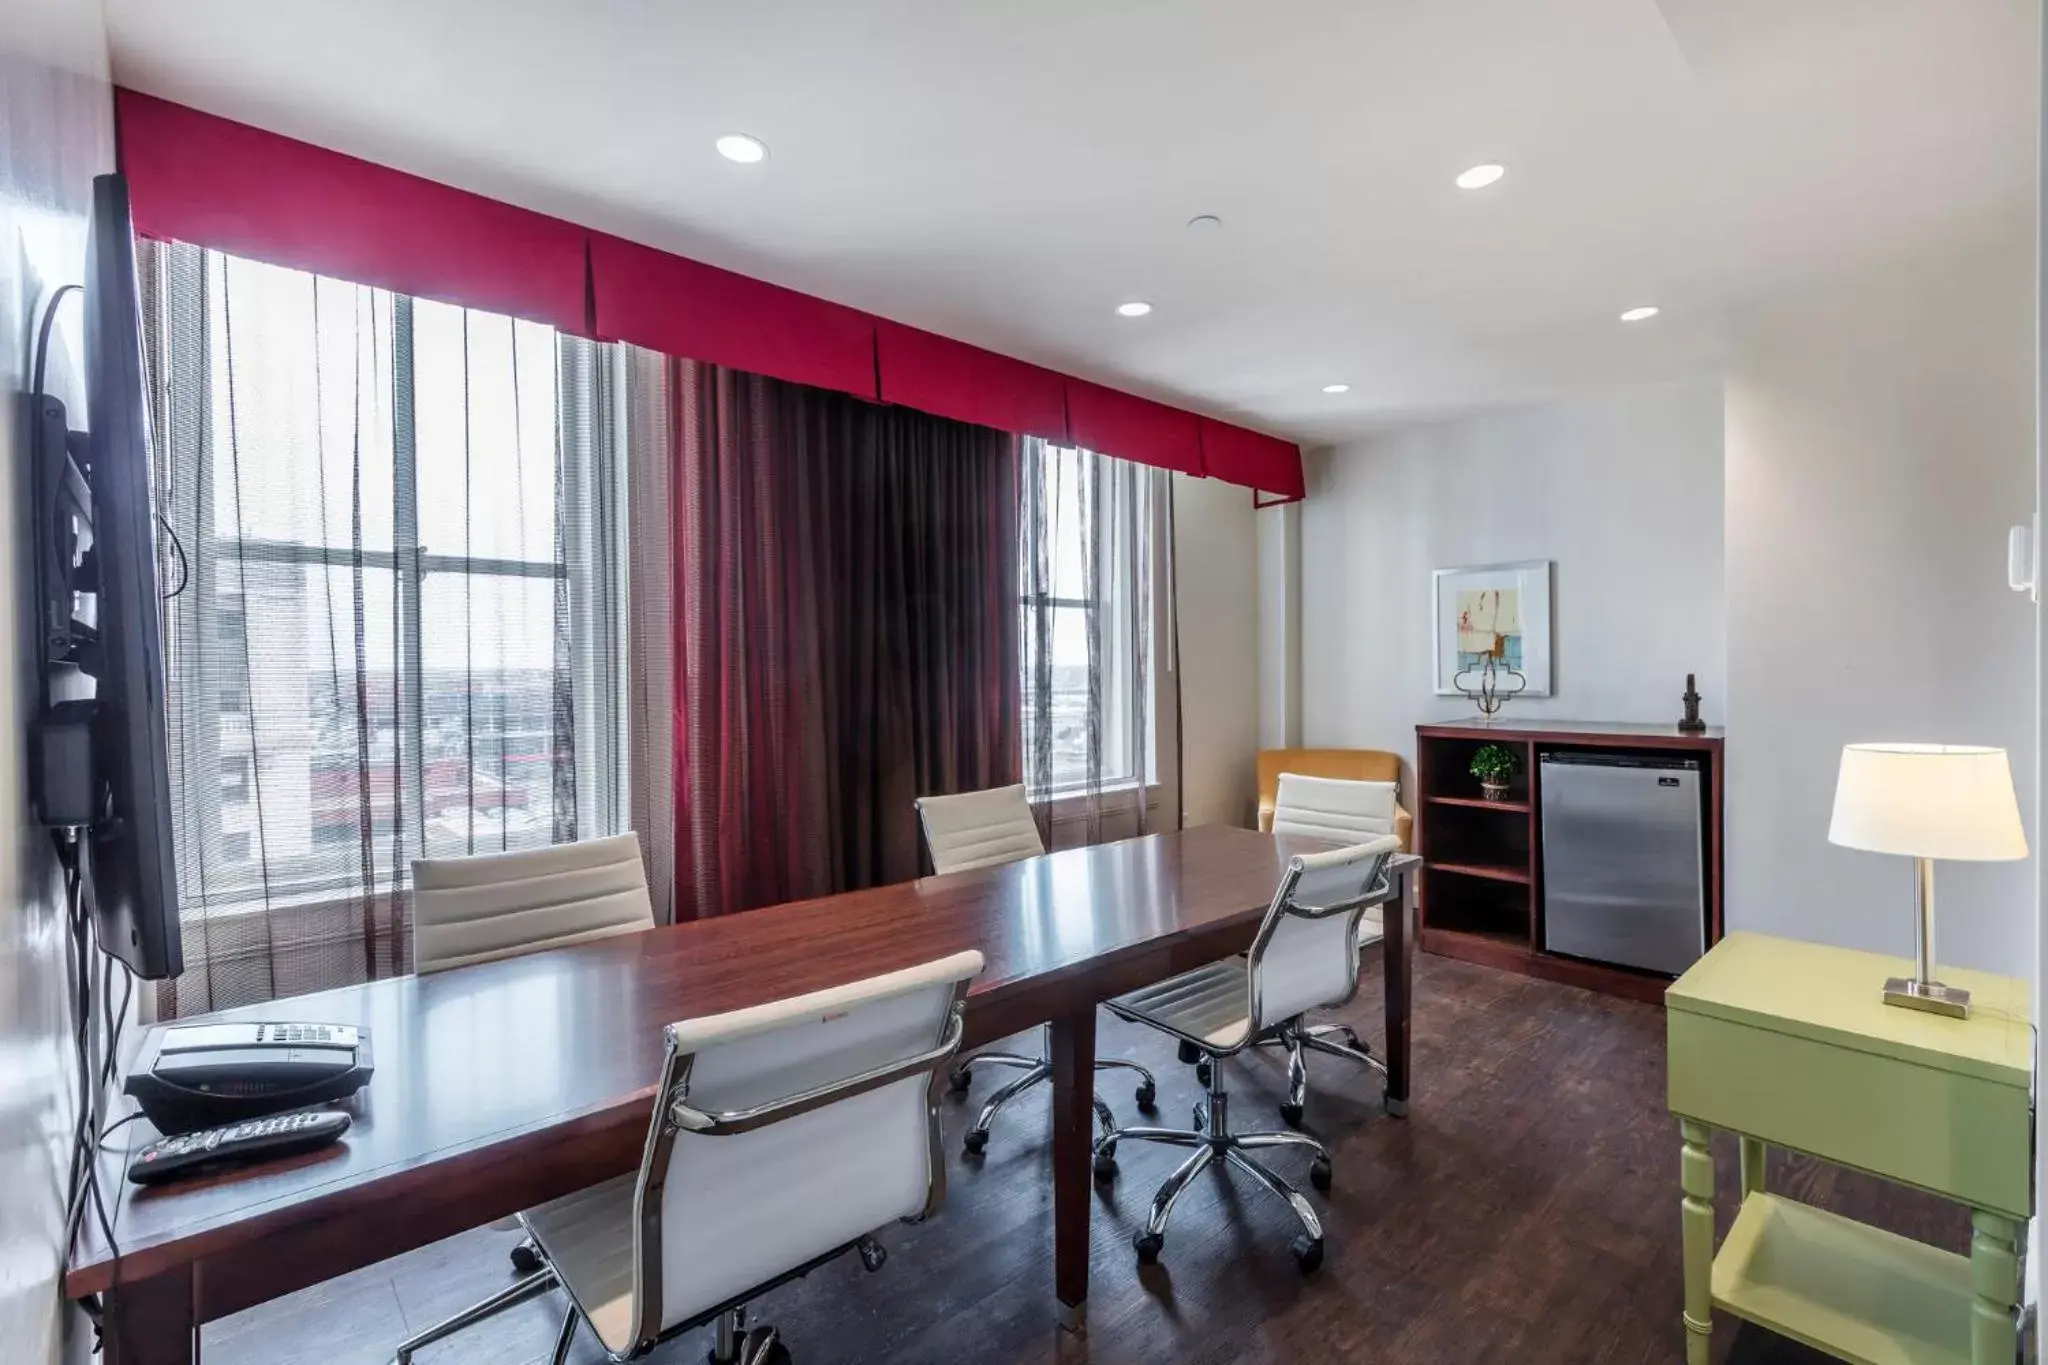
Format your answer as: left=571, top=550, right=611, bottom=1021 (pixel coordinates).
left=1827, top=743, right=2028, bottom=1018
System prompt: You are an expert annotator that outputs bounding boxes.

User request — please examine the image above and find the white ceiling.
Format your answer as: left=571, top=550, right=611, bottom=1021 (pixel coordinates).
left=105, top=0, right=2037, bottom=444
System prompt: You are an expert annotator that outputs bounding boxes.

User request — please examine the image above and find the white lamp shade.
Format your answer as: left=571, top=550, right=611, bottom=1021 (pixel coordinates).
left=1828, top=744, right=2028, bottom=861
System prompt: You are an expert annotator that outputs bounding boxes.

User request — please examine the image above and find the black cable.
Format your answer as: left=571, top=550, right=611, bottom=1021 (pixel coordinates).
left=85, top=1124, right=122, bottom=1310
left=97, top=963, right=133, bottom=1128
left=157, top=510, right=190, bottom=599
left=29, top=283, right=81, bottom=412
left=95, top=1110, right=144, bottom=1148
left=60, top=848, right=95, bottom=1253
left=68, top=1103, right=141, bottom=1355
left=58, top=835, right=94, bottom=1249
left=52, top=830, right=131, bottom=1362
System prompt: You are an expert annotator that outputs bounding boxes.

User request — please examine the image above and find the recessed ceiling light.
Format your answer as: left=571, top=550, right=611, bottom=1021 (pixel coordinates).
left=1455, top=163, right=1506, bottom=190
left=1187, top=214, right=1223, bottom=232
left=715, top=133, right=768, bottom=164
left=1116, top=301, right=1153, bottom=318
left=1321, top=383, right=1351, bottom=394
left=1620, top=305, right=1660, bottom=322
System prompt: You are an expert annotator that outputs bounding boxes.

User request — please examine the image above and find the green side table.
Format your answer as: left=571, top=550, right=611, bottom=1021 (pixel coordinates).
left=1668, top=932, right=2034, bottom=1365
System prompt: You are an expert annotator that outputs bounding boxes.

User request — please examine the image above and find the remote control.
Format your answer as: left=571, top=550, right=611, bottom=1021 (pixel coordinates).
left=128, top=1108, right=352, bottom=1185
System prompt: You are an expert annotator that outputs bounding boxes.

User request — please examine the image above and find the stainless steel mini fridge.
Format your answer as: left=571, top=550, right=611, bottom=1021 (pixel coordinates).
left=1538, top=751, right=1705, bottom=975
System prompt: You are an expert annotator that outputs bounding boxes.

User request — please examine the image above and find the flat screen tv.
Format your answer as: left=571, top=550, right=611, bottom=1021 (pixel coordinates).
left=80, top=172, right=181, bottom=980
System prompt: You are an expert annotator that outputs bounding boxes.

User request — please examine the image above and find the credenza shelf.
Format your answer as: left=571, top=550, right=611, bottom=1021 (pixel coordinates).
left=1427, top=860, right=1531, bottom=885
left=1426, top=794, right=1532, bottom=813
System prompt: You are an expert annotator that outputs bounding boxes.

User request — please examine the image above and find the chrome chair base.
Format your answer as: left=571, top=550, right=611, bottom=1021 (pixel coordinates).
left=1091, top=1061, right=1329, bottom=1273
left=393, top=1266, right=569, bottom=1365
left=1254, top=1017, right=1388, bottom=1127
left=951, top=1031, right=1157, bottom=1155
left=395, top=1232, right=883, bottom=1365
left=712, top=1307, right=790, bottom=1365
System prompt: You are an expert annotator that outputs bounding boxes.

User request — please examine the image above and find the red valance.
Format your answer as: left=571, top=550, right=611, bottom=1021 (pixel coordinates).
left=115, top=90, right=591, bottom=334
left=874, top=321, right=1069, bottom=442
left=1065, top=380, right=1203, bottom=476
left=590, top=233, right=879, bottom=401
left=115, top=91, right=1308, bottom=490
left=1198, top=418, right=1306, bottom=501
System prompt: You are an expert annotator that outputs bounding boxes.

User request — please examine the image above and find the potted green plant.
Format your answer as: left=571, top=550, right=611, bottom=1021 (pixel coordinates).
left=1470, top=743, right=1520, bottom=802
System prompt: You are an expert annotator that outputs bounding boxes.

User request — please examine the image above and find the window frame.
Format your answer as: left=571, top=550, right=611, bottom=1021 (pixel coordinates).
left=1018, top=442, right=1154, bottom=801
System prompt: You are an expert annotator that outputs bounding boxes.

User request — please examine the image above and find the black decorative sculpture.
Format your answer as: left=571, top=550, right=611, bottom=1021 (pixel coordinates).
left=1678, top=673, right=1706, bottom=733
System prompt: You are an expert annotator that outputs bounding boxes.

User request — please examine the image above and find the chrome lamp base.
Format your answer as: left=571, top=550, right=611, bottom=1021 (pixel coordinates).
left=1879, top=856, right=1971, bottom=1019
left=1882, top=976, right=1971, bottom=1019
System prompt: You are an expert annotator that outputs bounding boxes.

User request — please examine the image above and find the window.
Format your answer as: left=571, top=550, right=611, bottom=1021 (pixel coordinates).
left=214, top=595, right=246, bottom=645
left=143, top=244, right=626, bottom=926
left=1018, top=441, right=1154, bottom=797
left=220, top=755, right=250, bottom=805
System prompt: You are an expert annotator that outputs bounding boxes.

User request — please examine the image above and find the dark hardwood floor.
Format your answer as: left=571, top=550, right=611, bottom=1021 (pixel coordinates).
left=201, top=954, right=1970, bottom=1365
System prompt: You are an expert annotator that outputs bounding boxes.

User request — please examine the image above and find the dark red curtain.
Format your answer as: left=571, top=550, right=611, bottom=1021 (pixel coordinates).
left=670, top=359, right=1021, bottom=920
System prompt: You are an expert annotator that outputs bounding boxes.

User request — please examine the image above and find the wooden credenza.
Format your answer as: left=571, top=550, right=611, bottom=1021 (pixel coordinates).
left=1414, top=719, right=1724, bottom=1003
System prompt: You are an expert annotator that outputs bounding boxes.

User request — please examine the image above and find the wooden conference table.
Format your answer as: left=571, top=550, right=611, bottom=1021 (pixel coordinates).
left=69, top=826, right=1419, bottom=1364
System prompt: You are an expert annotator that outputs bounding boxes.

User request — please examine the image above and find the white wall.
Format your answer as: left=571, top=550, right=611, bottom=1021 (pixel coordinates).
left=1726, top=208, right=2037, bottom=972
left=1174, top=472, right=1261, bottom=827
left=1299, top=378, right=1727, bottom=778
left=1256, top=501, right=1301, bottom=750
left=0, top=1, right=110, bottom=1361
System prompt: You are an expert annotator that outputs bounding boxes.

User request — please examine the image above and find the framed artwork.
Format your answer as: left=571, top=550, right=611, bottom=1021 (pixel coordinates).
left=1432, top=560, right=1553, bottom=697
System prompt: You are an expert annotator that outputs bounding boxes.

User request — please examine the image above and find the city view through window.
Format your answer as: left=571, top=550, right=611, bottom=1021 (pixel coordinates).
left=1020, top=443, right=1149, bottom=796
left=158, top=252, right=589, bottom=912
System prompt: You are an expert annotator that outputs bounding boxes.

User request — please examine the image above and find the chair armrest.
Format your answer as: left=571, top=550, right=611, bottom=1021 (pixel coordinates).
left=1394, top=805, right=1414, bottom=853
left=669, top=1007, right=967, bottom=1135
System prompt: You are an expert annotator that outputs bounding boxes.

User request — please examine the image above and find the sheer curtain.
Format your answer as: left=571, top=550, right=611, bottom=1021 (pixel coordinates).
left=1019, top=438, right=1156, bottom=845
left=140, top=242, right=626, bottom=1014
left=622, top=344, right=677, bottom=922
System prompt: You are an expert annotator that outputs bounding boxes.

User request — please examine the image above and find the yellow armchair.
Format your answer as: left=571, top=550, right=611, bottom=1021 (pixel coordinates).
left=1256, top=748, right=1414, bottom=851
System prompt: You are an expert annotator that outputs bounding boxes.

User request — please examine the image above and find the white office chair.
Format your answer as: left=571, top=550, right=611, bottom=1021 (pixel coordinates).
left=410, top=833, right=658, bottom=1274
left=913, top=784, right=1158, bottom=1153
left=412, top=831, right=656, bottom=975
left=1262, top=773, right=1401, bottom=1126
left=1272, top=772, right=1399, bottom=949
left=1092, top=840, right=1397, bottom=1274
left=394, top=949, right=983, bottom=1365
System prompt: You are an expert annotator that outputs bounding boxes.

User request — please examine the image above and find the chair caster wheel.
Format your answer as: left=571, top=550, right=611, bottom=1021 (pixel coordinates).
left=1134, top=1081, right=1157, bottom=1113
left=1290, top=1234, right=1324, bottom=1274
left=1093, top=1150, right=1119, bottom=1181
left=1279, top=1102, right=1304, bottom=1129
left=1134, top=1231, right=1164, bottom=1264
left=509, top=1240, right=542, bottom=1274
left=1309, top=1156, right=1333, bottom=1192
left=1195, top=1061, right=1212, bottom=1087
left=1177, top=1040, right=1202, bottom=1065
left=948, top=1066, right=972, bottom=1094
left=963, top=1128, right=989, bottom=1156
